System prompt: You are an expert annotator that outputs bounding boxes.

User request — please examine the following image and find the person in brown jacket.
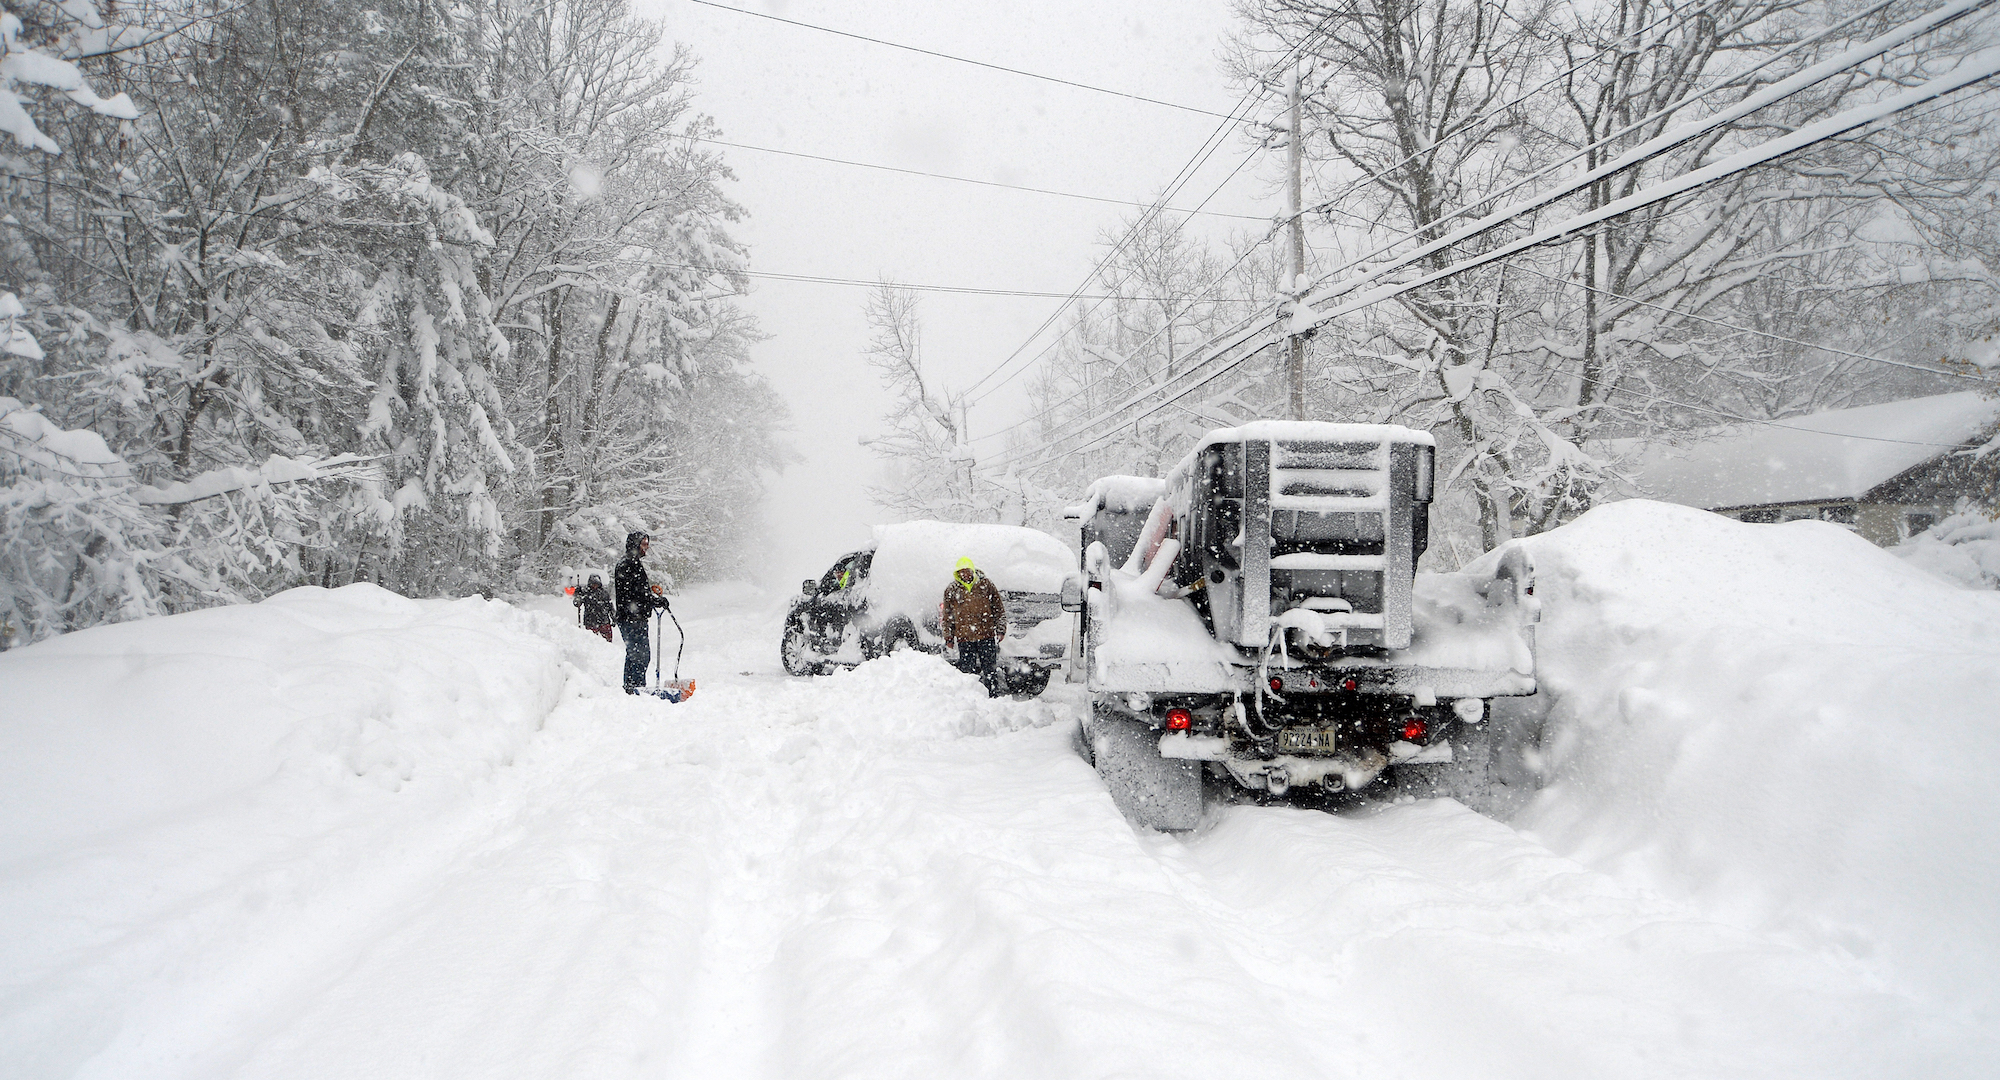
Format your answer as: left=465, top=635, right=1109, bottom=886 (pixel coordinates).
left=941, top=556, right=1008, bottom=696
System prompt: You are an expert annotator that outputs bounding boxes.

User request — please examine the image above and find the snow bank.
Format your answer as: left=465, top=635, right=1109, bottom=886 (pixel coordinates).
left=810, top=649, right=1070, bottom=743
left=1894, top=506, right=2000, bottom=589
left=1505, top=500, right=2000, bottom=1008
left=0, top=583, right=577, bottom=862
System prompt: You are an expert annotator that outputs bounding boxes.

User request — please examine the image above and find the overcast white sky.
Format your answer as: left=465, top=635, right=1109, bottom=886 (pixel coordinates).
left=627, top=0, right=1290, bottom=586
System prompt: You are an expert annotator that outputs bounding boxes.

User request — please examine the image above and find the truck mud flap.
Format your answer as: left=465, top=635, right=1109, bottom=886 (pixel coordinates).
left=1087, top=710, right=1202, bottom=832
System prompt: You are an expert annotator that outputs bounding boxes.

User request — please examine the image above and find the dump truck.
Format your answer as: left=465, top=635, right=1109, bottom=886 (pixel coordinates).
left=1063, top=422, right=1540, bottom=830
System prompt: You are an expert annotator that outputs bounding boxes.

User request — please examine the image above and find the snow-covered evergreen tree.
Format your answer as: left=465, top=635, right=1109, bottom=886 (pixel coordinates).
left=0, top=0, right=787, bottom=638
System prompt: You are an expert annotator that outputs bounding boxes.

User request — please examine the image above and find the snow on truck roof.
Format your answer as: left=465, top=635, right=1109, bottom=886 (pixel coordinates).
left=1164, top=420, right=1436, bottom=487
left=866, top=521, right=1074, bottom=623
left=1192, top=420, right=1436, bottom=449
left=1617, top=391, right=2000, bottom=510
left=1063, top=475, right=1167, bottom=520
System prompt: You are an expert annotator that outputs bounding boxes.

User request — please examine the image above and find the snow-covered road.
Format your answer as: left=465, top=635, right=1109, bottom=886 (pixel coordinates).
left=7, top=557, right=1992, bottom=1079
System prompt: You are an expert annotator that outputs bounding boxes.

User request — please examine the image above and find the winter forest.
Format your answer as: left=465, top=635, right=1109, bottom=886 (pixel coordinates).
left=2, top=0, right=789, bottom=645
left=9, top=1, right=2000, bottom=1074
left=4, top=0, right=1998, bottom=641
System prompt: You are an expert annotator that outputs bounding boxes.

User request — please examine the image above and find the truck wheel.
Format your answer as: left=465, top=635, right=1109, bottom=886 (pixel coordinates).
left=1087, top=708, right=1203, bottom=832
left=781, top=620, right=820, bottom=677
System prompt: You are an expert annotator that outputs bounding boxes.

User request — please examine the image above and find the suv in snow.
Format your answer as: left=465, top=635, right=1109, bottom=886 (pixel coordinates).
left=782, top=520, right=1076, bottom=696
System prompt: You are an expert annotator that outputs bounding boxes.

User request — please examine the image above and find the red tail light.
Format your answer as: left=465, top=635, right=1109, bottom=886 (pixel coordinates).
left=1268, top=677, right=1283, bottom=692
left=1401, top=719, right=1427, bottom=741
left=1165, top=708, right=1193, bottom=730
left=1342, top=679, right=1357, bottom=691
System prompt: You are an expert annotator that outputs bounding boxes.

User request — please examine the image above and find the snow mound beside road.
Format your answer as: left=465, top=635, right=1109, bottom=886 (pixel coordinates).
left=1507, top=500, right=2000, bottom=1008
left=811, top=648, right=1071, bottom=742
left=0, top=584, right=576, bottom=861
left=1895, top=506, right=2000, bottom=589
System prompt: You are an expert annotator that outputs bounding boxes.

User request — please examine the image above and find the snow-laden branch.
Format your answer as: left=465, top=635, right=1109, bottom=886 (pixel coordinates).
left=0, top=2, right=137, bottom=154
left=133, top=455, right=379, bottom=507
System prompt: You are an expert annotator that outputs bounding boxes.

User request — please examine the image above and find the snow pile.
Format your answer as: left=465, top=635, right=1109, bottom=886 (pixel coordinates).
left=1894, top=506, right=2000, bottom=588
left=866, top=519, right=1074, bottom=638
left=809, top=649, right=1070, bottom=742
left=1090, top=564, right=1241, bottom=692
left=1398, top=558, right=1538, bottom=674
left=1506, top=500, right=2000, bottom=1008
left=0, top=584, right=576, bottom=862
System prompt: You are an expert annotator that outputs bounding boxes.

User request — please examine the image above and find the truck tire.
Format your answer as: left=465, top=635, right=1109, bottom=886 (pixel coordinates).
left=1087, top=708, right=1203, bottom=832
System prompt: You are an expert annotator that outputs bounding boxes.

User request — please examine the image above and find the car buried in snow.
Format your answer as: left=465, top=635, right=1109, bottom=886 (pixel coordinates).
left=1066, top=422, right=1541, bottom=830
left=782, top=520, right=1075, bottom=696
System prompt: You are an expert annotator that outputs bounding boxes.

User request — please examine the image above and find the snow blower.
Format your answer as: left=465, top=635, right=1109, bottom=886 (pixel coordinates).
left=649, top=595, right=696, bottom=703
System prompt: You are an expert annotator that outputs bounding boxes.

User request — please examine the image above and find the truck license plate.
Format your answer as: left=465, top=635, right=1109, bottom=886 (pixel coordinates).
left=1277, top=727, right=1338, bottom=753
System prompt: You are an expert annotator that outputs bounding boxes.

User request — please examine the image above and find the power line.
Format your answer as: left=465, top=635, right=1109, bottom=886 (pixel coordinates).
left=966, top=0, right=1747, bottom=422
left=1295, top=0, right=1995, bottom=319
left=963, top=129, right=1279, bottom=407
left=680, top=0, right=1239, bottom=121
left=681, top=134, right=1269, bottom=220
left=957, top=12, right=1349, bottom=404
left=1476, top=328, right=1985, bottom=451
left=1296, top=0, right=1899, bottom=228
left=2, top=166, right=1281, bottom=302
left=984, top=49, right=2000, bottom=474
left=1506, top=261, right=1994, bottom=386
left=644, top=259, right=1271, bottom=300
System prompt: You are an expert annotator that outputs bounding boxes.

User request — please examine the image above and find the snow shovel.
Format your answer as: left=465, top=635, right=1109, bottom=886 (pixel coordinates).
left=648, top=598, right=696, bottom=703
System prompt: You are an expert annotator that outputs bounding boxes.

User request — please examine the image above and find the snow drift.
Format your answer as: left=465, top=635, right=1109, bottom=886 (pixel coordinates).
left=1503, top=500, right=2000, bottom=1010
left=1895, top=506, right=2000, bottom=589
left=0, top=584, right=574, bottom=862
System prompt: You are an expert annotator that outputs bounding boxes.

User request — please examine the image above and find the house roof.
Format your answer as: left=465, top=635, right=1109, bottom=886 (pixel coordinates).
left=1618, top=392, right=2000, bottom=509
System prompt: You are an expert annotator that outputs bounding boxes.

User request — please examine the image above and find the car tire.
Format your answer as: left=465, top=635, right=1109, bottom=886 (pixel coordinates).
left=1008, top=666, right=1052, bottom=698
left=781, top=619, right=819, bottom=677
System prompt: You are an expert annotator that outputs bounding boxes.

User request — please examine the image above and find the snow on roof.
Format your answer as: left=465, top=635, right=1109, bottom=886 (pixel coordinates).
left=1619, top=392, right=2000, bottom=509
left=1195, top=419, right=1435, bottom=452
left=1063, top=474, right=1166, bottom=520
left=866, top=520, right=1075, bottom=630
left=1162, top=420, right=1437, bottom=490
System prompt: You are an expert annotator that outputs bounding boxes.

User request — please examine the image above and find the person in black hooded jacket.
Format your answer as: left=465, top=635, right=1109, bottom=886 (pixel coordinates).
left=614, top=530, right=669, bottom=693
left=573, top=574, right=615, bottom=641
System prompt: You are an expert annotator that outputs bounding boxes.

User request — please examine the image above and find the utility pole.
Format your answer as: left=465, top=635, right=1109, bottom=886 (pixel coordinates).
left=1287, top=62, right=1307, bottom=422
